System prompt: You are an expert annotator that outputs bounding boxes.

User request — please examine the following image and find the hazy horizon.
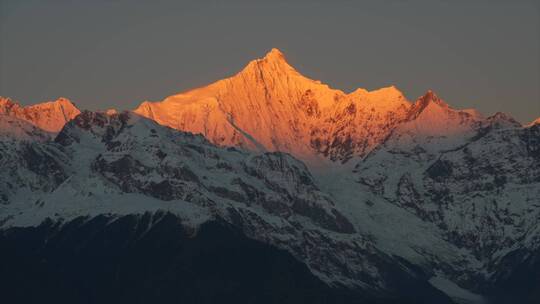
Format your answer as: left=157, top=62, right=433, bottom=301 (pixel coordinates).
left=1, top=0, right=539, bottom=123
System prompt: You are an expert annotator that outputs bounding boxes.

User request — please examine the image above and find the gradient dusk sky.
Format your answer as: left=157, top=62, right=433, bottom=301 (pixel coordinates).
left=1, top=0, right=539, bottom=123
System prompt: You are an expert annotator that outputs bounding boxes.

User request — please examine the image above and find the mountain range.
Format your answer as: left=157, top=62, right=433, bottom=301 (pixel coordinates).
left=1, top=49, right=539, bottom=304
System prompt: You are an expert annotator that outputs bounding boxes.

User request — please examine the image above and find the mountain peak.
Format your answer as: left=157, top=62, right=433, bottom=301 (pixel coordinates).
left=0, top=97, right=80, bottom=132
left=133, top=53, right=490, bottom=164
left=407, top=90, right=450, bottom=120
left=263, top=48, right=286, bottom=61
left=54, top=97, right=76, bottom=107
left=418, top=90, right=447, bottom=108
left=486, top=112, right=521, bottom=129
left=240, top=48, right=295, bottom=76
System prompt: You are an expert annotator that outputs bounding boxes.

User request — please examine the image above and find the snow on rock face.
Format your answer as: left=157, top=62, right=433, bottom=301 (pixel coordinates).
left=422, top=124, right=540, bottom=258
left=0, top=96, right=80, bottom=133
left=0, top=115, right=53, bottom=142
left=311, top=86, right=411, bottom=163
left=0, top=106, right=72, bottom=204
left=485, top=112, right=522, bottom=129
left=60, top=111, right=355, bottom=233
left=5, top=111, right=415, bottom=292
left=353, top=98, right=540, bottom=290
left=387, top=90, right=483, bottom=153
left=0, top=135, right=67, bottom=205
left=134, top=49, right=412, bottom=164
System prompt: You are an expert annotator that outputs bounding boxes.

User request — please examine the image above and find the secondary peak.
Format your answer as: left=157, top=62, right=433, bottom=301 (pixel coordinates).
left=420, top=90, right=439, bottom=102
left=416, top=90, right=452, bottom=108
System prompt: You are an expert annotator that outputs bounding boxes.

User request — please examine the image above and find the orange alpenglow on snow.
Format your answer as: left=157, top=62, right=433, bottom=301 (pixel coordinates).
left=0, top=97, right=81, bottom=133
left=528, top=117, right=540, bottom=127
left=134, top=48, right=493, bottom=164
left=134, top=48, right=420, bottom=163
left=1, top=48, right=505, bottom=164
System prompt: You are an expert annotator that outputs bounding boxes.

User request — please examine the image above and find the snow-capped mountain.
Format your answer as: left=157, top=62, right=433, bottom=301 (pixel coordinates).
left=1, top=49, right=539, bottom=303
left=1, top=110, right=456, bottom=303
left=352, top=92, right=540, bottom=301
left=0, top=96, right=80, bottom=133
left=134, top=49, right=411, bottom=164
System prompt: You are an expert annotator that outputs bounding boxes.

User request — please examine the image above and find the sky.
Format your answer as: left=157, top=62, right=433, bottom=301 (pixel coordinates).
left=1, top=0, right=539, bottom=123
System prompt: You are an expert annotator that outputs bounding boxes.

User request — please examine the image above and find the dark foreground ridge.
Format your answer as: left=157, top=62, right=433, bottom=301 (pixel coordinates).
left=0, top=213, right=454, bottom=304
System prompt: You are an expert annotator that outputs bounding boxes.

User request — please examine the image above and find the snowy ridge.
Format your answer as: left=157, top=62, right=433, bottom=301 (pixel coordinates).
left=354, top=101, right=540, bottom=296
left=2, top=110, right=431, bottom=296
left=2, top=108, right=537, bottom=302
left=0, top=96, right=80, bottom=133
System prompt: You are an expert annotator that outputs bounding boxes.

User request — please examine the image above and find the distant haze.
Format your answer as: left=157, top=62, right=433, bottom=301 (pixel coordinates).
left=1, top=0, right=539, bottom=123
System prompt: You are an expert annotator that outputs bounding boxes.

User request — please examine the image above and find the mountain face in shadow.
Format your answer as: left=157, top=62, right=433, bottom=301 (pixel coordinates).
left=0, top=213, right=454, bottom=304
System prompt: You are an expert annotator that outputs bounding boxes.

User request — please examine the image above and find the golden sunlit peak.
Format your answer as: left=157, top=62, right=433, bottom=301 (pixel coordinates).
left=238, top=47, right=296, bottom=76
left=418, top=89, right=447, bottom=107
left=257, top=48, right=290, bottom=66
left=264, top=48, right=285, bottom=60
